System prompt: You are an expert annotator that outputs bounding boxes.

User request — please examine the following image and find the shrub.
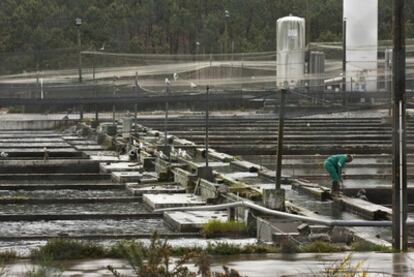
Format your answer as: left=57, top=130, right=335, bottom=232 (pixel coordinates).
left=301, top=241, right=342, bottom=253
left=351, top=241, right=392, bottom=252
left=7, top=106, right=23, bottom=113
left=25, top=257, right=62, bottom=277
left=202, top=220, right=247, bottom=238
left=322, top=254, right=365, bottom=276
left=280, top=238, right=299, bottom=254
left=206, top=242, right=242, bottom=256
left=107, top=232, right=195, bottom=277
left=31, top=239, right=106, bottom=261
left=0, top=250, right=17, bottom=263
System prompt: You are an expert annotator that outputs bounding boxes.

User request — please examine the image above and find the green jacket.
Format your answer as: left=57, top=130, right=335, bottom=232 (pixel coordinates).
left=324, top=154, right=347, bottom=170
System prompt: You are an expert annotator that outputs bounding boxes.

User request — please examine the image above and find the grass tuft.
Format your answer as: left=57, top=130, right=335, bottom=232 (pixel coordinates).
left=31, top=239, right=107, bottom=261
left=201, top=220, right=247, bottom=238
left=351, top=241, right=393, bottom=252
left=300, top=241, right=342, bottom=253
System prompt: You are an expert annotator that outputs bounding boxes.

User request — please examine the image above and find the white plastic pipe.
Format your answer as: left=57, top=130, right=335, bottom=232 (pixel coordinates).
left=155, top=201, right=414, bottom=227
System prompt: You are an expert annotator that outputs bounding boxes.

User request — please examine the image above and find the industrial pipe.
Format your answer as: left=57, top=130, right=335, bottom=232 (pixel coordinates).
left=155, top=201, right=414, bottom=227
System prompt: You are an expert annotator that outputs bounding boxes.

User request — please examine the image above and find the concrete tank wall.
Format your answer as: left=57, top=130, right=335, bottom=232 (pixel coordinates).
left=0, top=120, right=76, bottom=130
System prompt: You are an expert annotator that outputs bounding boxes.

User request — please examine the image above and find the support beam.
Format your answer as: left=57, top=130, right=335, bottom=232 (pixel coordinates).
left=134, top=103, right=138, bottom=135
left=342, top=18, right=347, bottom=105
left=163, top=82, right=171, bottom=159
left=205, top=85, right=210, bottom=167
left=263, top=89, right=286, bottom=211
left=275, top=89, right=287, bottom=190
left=392, top=0, right=407, bottom=252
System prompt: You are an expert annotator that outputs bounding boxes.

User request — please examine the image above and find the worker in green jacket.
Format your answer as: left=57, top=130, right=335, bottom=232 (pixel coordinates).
left=323, top=154, right=353, bottom=194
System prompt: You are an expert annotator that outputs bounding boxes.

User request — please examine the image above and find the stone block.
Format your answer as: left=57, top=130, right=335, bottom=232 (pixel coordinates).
left=263, top=189, right=285, bottom=211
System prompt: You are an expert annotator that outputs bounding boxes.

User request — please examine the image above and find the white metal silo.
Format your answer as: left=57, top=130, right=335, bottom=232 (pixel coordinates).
left=276, top=15, right=305, bottom=88
left=344, top=0, right=378, bottom=92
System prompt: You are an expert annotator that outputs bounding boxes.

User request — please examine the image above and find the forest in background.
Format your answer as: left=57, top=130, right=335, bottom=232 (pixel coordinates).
left=0, top=0, right=413, bottom=74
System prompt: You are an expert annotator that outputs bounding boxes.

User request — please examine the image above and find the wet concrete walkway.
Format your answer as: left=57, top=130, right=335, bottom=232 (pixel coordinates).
left=3, top=252, right=414, bottom=276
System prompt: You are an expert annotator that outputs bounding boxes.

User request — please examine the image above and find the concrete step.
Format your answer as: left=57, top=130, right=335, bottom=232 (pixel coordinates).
left=0, top=148, right=83, bottom=158
left=143, top=193, right=206, bottom=210
left=0, top=183, right=124, bottom=190
left=164, top=211, right=228, bottom=232
left=0, top=173, right=110, bottom=181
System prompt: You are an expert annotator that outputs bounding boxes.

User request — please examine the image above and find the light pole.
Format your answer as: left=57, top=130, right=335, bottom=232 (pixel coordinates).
left=224, top=10, right=230, bottom=53
left=392, top=0, right=407, bottom=252
left=134, top=72, right=139, bottom=135
left=205, top=85, right=210, bottom=167
left=112, top=76, right=117, bottom=126
left=164, top=78, right=171, bottom=159
left=75, top=18, right=83, bottom=120
left=196, top=41, right=200, bottom=81
left=75, top=18, right=82, bottom=83
left=342, top=17, right=347, bottom=105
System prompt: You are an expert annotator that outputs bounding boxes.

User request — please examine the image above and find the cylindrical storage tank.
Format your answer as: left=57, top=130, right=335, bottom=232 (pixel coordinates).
left=276, top=15, right=305, bottom=88
left=343, top=0, right=378, bottom=92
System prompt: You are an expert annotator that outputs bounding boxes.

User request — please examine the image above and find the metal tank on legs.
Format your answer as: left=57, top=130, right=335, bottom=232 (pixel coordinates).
left=276, top=15, right=306, bottom=89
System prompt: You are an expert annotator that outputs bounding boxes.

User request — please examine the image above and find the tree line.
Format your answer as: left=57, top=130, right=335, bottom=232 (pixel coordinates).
left=0, top=0, right=413, bottom=73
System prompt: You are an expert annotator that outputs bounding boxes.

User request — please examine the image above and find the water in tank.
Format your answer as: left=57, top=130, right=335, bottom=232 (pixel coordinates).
left=276, top=15, right=305, bottom=88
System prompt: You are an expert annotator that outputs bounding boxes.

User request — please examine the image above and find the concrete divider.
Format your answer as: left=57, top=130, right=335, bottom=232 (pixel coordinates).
left=0, top=213, right=162, bottom=221
left=0, top=159, right=100, bottom=173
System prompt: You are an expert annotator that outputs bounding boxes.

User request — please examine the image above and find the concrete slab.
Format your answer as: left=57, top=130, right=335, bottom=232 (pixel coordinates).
left=68, top=140, right=99, bottom=145
left=0, top=134, right=60, bottom=139
left=100, top=162, right=142, bottom=173
left=0, top=148, right=78, bottom=153
left=74, top=145, right=105, bottom=151
left=195, top=161, right=230, bottom=169
left=164, top=211, right=228, bottom=232
left=0, top=143, right=71, bottom=148
left=62, top=136, right=86, bottom=141
left=126, top=183, right=185, bottom=196
left=231, top=160, right=260, bottom=172
left=0, top=159, right=99, bottom=174
left=111, top=172, right=158, bottom=183
left=90, top=155, right=129, bottom=162
left=338, top=195, right=392, bottom=220
left=223, top=172, right=258, bottom=181
left=143, top=193, right=206, bottom=209
left=208, top=151, right=234, bottom=162
left=0, top=138, right=64, bottom=143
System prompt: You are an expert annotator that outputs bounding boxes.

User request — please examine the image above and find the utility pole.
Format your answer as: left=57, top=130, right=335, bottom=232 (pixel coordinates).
left=263, top=89, right=286, bottom=211
left=275, top=89, right=287, bottom=190
left=112, top=77, right=116, bottom=126
left=224, top=10, right=230, bottom=53
left=342, top=18, right=347, bottom=105
left=392, top=0, right=407, bottom=252
left=205, top=85, right=210, bottom=167
left=164, top=79, right=171, bottom=159
left=76, top=18, right=82, bottom=83
left=75, top=18, right=83, bottom=120
left=93, top=56, right=98, bottom=125
left=134, top=72, right=138, bottom=135
left=306, top=0, right=310, bottom=46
